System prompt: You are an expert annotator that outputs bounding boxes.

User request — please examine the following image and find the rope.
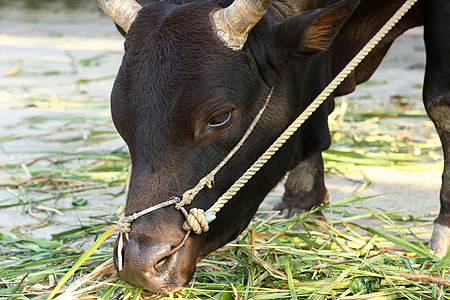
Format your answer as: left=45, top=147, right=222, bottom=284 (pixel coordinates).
left=120, top=196, right=180, bottom=224
left=115, top=197, right=190, bottom=271
left=183, top=0, right=418, bottom=231
left=175, top=86, right=275, bottom=209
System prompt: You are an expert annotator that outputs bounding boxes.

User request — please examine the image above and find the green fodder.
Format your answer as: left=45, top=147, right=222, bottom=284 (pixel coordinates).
left=1, top=198, right=448, bottom=299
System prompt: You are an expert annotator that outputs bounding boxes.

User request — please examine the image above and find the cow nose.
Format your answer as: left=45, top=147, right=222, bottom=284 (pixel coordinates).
left=113, top=233, right=191, bottom=294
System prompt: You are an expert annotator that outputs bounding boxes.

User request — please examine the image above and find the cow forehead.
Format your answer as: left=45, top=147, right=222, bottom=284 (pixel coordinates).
left=128, top=1, right=223, bottom=57
left=121, top=3, right=255, bottom=116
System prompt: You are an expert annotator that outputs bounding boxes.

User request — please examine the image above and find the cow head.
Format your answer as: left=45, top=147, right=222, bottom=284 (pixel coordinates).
left=98, top=0, right=359, bottom=293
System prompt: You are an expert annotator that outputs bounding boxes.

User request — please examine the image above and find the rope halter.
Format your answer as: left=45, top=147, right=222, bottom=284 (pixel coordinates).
left=116, top=197, right=190, bottom=271
left=114, top=0, right=418, bottom=269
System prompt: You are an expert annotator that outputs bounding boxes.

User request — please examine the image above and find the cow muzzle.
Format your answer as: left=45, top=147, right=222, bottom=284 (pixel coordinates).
left=113, top=232, right=197, bottom=294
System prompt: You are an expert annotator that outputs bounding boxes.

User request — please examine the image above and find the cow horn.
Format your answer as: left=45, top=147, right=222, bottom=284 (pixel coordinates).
left=95, top=0, right=142, bottom=33
left=212, top=0, right=272, bottom=50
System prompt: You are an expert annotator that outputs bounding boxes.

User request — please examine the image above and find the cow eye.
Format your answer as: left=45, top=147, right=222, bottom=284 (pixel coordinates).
left=208, top=112, right=232, bottom=128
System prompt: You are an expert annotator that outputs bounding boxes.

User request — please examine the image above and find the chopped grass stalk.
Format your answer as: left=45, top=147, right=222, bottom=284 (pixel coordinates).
left=6, top=200, right=442, bottom=299
left=47, top=225, right=117, bottom=300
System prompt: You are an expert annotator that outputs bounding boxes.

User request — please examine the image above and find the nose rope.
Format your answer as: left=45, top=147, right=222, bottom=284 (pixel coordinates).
left=115, top=0, right=417, bottom=257
left=116, top=197, right=191, bottom=271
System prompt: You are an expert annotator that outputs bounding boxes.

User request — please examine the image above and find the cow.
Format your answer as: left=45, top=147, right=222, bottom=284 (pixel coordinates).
left=95, top=0, right=449, bottom=294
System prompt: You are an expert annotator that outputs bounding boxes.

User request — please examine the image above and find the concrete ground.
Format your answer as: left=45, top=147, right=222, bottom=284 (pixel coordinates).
left=0, top=3, right=442, bottom=240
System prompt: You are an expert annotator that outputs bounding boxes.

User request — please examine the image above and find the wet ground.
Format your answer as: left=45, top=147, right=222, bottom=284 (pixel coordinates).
left=0, top=3, right=442, bottom=240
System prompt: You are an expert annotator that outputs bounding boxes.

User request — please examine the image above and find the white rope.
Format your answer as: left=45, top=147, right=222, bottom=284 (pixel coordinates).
left=121, top=197, right=180, bottom=223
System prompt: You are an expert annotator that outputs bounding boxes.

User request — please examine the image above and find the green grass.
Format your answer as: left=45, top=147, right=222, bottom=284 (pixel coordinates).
left=325, top=97, right=441, bottom=171
left=1, top=201, right=448, bottom=299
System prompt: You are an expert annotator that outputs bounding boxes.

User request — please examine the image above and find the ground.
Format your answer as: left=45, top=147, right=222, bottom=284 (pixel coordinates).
left=0, top=3, right=442, bottom=242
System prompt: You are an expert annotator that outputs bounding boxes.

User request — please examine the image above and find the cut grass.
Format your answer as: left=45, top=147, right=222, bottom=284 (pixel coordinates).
left=1, top=151, right=129, bottom=197
left=325, top=97, right=442, bottom=171
left=1, top=201, right=448, bottom=299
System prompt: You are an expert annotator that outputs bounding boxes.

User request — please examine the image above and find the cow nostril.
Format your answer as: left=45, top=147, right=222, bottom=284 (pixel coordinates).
left=156, top=257, right=167, bottom=268
left=153, top=232, right=189, bottom=271
left=154, top=252, right=172, bottom=272
left=116, top=231, right=197, bottom=294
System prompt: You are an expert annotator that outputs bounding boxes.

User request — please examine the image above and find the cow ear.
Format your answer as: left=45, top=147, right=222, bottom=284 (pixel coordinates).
left=274, top=0, right=359, bottom=55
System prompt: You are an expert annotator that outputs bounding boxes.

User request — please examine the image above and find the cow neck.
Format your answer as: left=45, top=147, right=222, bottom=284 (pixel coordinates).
left=116, top=0, right=418, bottom=241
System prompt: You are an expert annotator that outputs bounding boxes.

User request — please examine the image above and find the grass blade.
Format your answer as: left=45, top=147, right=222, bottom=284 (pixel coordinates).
left=47, top=225, right=117, bottom=300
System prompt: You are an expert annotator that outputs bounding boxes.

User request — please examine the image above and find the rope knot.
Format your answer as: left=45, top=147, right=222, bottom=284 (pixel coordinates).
left=182, top=208, right=217, bottom=234
left=176, top=175, right=214, bottom=210
left=116, top=206, right=131, bottom=234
